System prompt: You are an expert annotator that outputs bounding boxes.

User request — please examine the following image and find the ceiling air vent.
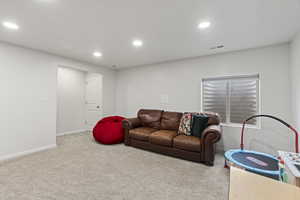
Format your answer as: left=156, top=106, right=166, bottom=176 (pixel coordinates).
left=112, top=65, right=117, bottom=69
left=210, top=45, right=224, bottom=50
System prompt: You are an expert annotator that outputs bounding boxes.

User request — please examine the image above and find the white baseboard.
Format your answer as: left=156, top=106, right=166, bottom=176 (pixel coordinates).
left=216, top=145, right=226, bottom=155
left=56, top=129, right=89, bottom=137
left=0, top=144, right=57, bottom=162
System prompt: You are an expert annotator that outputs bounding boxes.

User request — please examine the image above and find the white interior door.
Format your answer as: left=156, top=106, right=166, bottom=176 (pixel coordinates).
left=85, top=73, right=103, bottom=130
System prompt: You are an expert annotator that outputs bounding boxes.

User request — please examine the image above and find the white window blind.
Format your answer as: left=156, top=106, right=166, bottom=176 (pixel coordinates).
left=202, top=79, right=227, bottom=123
left=202, top=75, right=259, bottom=125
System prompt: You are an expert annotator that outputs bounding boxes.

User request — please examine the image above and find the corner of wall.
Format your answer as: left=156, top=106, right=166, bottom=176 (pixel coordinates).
left=290, top=31, right=300, bottom=130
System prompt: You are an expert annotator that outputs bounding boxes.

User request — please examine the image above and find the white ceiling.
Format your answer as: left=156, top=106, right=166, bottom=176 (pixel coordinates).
left=0, top=0, right=300, bottom=69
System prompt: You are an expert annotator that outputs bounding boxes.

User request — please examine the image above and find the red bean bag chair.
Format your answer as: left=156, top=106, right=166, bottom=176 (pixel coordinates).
left=93, top=116, right=125, bottom=144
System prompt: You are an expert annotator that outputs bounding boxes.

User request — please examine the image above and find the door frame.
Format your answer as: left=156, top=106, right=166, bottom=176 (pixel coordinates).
left=85, top=73, right=103, bottom=131
left=56, top=64, right=104, bottom=136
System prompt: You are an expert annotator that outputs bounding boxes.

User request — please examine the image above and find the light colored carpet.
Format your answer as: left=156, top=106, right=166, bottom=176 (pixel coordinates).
left=0, top=132, right=229, bottom=200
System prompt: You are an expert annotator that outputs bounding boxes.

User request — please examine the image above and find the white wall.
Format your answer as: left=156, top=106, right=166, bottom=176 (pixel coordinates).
left=57, top=67, right=87, bottom=135
left=116, top=44, right=293, bottom=154
left=291, top=32, right=300, bottom=132
left=0, top=42, right=116, bottom=160
left=0, top=39, right=296, bottom=160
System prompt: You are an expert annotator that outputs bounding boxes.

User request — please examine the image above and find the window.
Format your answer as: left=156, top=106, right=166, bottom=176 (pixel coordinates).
left=202, top=74, right=259, bottom=126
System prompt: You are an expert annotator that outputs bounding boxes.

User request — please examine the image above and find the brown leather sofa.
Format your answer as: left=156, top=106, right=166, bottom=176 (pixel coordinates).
left=122, top=109, right=221, bottom=166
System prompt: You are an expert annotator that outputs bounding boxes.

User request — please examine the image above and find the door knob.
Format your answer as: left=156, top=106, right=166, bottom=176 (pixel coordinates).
left=96, top=106, right=100, bottom=109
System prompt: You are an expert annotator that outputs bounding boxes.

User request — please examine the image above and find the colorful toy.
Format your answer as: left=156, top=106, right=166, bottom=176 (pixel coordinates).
left=225, top=115, right=299, bottom=180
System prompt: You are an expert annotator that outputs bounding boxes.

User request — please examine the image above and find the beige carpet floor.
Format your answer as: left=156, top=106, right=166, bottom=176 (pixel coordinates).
left=0, top=132, right=229, bottom=200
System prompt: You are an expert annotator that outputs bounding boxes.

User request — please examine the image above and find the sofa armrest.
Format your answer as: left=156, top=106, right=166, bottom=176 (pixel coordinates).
left=201, top=125, right=222, bottom=166
left=201, top=125, right=221, bottom=144
left=122, top=118, right=142, bottom=146
left=122, top=118, right=142, bottom=130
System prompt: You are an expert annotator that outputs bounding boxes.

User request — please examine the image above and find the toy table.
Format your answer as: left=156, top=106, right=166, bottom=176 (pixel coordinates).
left=229, top=167, right=300, bottom=200
left=278, top=151, right=300, bottom=187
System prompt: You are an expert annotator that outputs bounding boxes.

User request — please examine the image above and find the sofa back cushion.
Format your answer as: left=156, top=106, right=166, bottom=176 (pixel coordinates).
left=138, top=109, right=163, bottom=129
left=203, top=112, right=220, bottom=125
left=160, top=111, right=183, bottom=130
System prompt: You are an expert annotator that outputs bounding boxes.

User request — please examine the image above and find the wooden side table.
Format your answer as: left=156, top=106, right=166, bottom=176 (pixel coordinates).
left=229, top=167, right=300, bottom=200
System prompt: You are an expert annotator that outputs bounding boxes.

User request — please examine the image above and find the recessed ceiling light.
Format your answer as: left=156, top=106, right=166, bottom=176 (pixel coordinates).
left=198, top=21, right=211, bottom=29
left=132, top=39, right=143, bottom=47
left=2, top=21, right=19, bottom=30
left=93, top=51, right=102, bottom=57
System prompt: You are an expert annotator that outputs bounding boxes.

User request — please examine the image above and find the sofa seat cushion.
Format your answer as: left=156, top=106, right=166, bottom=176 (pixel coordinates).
left=149, top=130, right=177, bottom=147
left=129, top=127, right=158, bottom=141
left=173, top=135, right=201, bottom=152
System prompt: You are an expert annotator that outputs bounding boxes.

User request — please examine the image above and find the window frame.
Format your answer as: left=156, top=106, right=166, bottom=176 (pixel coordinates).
left=201, top=74, right=261, bottom=129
